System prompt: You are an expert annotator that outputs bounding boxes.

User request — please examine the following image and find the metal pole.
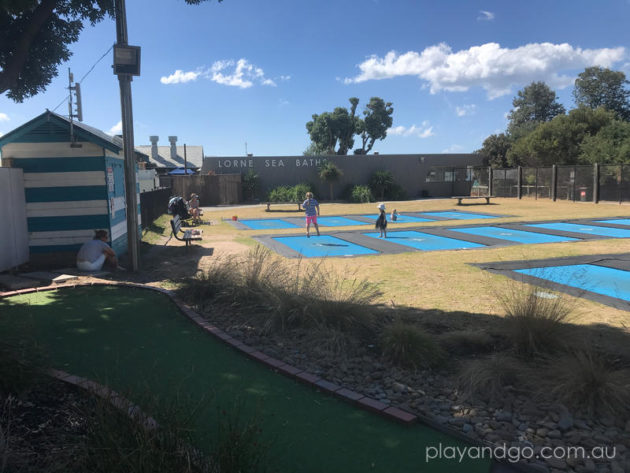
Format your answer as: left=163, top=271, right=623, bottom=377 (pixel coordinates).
left=115, top=0, right=139, bottom=271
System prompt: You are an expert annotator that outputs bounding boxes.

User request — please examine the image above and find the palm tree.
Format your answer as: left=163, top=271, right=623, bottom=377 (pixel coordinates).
left=318, top=161, right=343, bottom=201
left=369, top=170, right=394, bottom=200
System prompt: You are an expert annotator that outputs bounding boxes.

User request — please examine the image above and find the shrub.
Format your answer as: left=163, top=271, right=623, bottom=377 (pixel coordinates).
left=267, top=183, right=314, bottom=203
left=177, top=246, right=381, bottom=335
left=291, top=182, right=314, bottom=202
left=497, top=283, right=574, bottom=358
left=368, top=171, right=394, bottom=200
left=267, top=185, right=293, bottom=202
left=439, top=330, right=495, bottom=356
left=380, top=322, right=445, bottom=369
left=386, top=182, right=408, bottom=201
left=457, top=354, right=524, bottom=402
left=81, top=392, right=214, bottom=473
left=350, top=185, right=374, bottom=203
left=0, top=329, right=48, bottom=396
left=543, top=349, right=630, bottom=418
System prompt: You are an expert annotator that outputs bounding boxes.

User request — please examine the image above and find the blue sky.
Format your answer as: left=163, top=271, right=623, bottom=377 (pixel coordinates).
left=1, top=0, right=629, bottom=156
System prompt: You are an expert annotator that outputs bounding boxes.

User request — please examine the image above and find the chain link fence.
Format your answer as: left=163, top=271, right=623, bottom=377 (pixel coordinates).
left=427, top=164, right=629, bottom=203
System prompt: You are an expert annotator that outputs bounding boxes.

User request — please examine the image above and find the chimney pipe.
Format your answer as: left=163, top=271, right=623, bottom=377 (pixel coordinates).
left=149, top=136, right=159, bottom=160
left=168, top=136, right=178, bottom=160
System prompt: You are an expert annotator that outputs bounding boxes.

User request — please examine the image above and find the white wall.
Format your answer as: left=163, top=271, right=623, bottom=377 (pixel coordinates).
left=0, top=168, right=29, bottom=271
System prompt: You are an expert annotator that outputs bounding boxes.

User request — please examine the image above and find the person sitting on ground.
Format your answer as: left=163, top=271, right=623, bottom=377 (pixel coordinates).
left=188, top=193, right=201, bottom=224
left=375, top=203, right=388, bottom=238
left=76, top=230, right=122, bottom=271
left=391, top=209, right=398, bottom=222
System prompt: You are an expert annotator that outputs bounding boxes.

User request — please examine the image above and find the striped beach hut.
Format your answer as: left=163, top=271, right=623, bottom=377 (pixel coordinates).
left=0, top=111, right=140, bottom=265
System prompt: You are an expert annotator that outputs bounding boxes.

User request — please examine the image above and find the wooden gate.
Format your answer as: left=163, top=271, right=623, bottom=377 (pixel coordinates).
left=171, top=174, right=242, bottom=205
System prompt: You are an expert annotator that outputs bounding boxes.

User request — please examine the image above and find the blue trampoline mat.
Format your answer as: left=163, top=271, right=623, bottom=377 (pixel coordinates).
left=526, top=222, right=630, bottom=238
left=363, top=231, right=485, bottom=251
left=515, top=264, right=630, bottom=302
left=420, top=211, right=496, bottom=220
left=360, top=214, right=435, bottom=223
left=596, top=219, right=630, bottom=227
left=316, top=216, right=370, bottom=227
left=273, top=235, right=378, bottom=257
left=239, top=219, right=300, bottom=230
left=451, top=226, right=577, bottom=244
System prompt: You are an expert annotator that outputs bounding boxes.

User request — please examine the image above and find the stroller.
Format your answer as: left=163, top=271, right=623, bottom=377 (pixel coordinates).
left=168, top=196, right=191, bottom=221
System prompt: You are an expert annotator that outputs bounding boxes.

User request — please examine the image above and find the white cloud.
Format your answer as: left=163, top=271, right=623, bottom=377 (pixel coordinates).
left=442, top=144, right=465, bottom=153
left=456, top=104, right=476, bottom=117
left=108, top=121, right=122, bottom=135
left=0, top=113, right=9, bottom=122
left=344, top=42, right=626, bottom=99
left=477, top=10, right=495, bottom=21
left=161, top=59, right=279, bottom=88
left=388, top=122, right=434, bottom=138
left=160, top=69, right=202, bottom=84
left=210, top=59, right=274, bottom=88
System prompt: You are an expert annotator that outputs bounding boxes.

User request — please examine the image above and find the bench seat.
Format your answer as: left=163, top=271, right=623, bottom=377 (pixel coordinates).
left=452, top=196, right=492, bottom=205
left=170, top=215, right=203, bottom=248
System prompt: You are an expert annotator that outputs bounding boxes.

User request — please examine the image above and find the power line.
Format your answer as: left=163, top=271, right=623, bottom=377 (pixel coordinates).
left=52, top=44, right=114, bottom=113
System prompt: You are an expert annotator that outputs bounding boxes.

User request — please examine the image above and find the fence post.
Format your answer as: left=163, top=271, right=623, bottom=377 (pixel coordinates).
left=517, top=166, right=522, bottom=199
left=551, top=165, right=557, bottom=201
left=593, top=163, right=599, bottom=204
left=488, top=167, right=493, bottom=196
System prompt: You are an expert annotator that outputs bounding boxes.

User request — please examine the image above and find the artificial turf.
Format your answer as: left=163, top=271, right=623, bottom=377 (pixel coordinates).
left=1, top=286, right=491, bottom=473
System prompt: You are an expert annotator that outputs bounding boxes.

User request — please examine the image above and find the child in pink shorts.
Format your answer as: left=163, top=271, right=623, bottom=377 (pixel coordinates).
left=302, top=192, right=320, bottom=237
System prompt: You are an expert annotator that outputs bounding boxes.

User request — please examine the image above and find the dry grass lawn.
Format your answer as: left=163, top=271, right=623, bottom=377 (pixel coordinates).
left=149, top=197, right=630, bottom=329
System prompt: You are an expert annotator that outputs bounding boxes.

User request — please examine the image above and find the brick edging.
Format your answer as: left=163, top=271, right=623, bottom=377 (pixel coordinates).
left=48, top=368, right=158, bottom=430
left=2, top=281, right=533, bottom=473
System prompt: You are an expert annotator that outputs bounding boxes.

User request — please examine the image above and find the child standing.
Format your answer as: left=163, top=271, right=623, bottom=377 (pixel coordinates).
left=391, top=209, right=398, bottom=222
left=375, top=203, right=388, bottom=238
left=302, top=192, right=320, bottom=237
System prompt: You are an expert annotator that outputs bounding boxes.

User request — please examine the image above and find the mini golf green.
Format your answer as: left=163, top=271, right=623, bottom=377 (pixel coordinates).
left=1, top=286, right=490, bottom=473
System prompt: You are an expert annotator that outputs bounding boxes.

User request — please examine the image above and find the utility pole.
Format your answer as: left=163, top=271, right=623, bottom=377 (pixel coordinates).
left=113, top=0, right=141, bottom=271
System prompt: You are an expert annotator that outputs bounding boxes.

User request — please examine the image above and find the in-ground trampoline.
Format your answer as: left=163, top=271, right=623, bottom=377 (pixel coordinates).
left=272, top=235, right=379, bottom=257
left=595, top=219, right=630, bottom=227
left=450, top=226, right=578, bottom=244
left=360, top=214, right=436, bottom=224
left=315, top=216, right=370, bottom=227
left=419, top=211, right=497, bottom=220
left=362, top=231, right=485, bottom=252
left=475, top=254, right=630, bottom=311
left=239, top=218, right=301, bottom=230
left=525, top=222, right=630, bottom=239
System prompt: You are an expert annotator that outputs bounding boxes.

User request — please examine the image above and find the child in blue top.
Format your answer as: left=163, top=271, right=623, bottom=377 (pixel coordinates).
left=302, top=192, right=320, bottom=237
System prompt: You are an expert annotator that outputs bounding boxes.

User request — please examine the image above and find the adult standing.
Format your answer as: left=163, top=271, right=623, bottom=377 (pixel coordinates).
left=302, top=192, right=320, bottom=237
left=76, top=230, right=122, bottom=271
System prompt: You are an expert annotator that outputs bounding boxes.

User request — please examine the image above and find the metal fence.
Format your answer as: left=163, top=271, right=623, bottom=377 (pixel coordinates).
left=427, top=163, right=630, bottom=203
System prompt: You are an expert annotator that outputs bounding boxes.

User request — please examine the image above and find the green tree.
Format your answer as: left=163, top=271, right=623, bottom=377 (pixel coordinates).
left=0, top=0, right=222, bottom=102
left=306, top=98, right=359, bottom=155
left=306, top=97, right=393, bottom=155
left=368, top=170, right=394, bottom=200
left=241, top=169, right=259, bottom=201
left=574, top=67, right=630, bottom=121
left=318, top=161, right=343, bottom=200
left=354, top=97, right=394, bottom=155
left=507, top=82, right=565, bottom=136
left=507, top=107, right=615, bottom=166
left=475, top=133, right=512, bottom=168
left=579, top=119, right=630, bottom=164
